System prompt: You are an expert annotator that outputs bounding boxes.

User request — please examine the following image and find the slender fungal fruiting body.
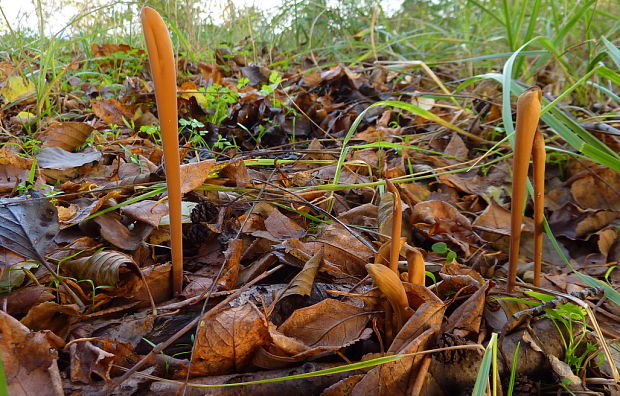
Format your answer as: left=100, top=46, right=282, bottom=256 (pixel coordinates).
left=507, top=86, right=543, bottom=293
left=386, top=180, right=402, bottom=274
left=532, top=130, right=546, bottom=286
left=407, top=247, right=425, bottom=285
left=366, top=263, right=409, bottom=332
left=141, top=7, right=184, bottom=295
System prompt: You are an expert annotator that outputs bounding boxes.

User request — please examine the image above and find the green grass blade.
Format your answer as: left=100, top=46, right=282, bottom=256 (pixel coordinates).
left=506, top=342, right=521, bottom=396
left=0, top=354, right=7, bottom=396
left=472, top=333, right=498, bottom=396
left=333, top=100, right=471, bottom=186
left=601, top=36, right=620, bottom=68
left=182, top=354, right=406, bottom=388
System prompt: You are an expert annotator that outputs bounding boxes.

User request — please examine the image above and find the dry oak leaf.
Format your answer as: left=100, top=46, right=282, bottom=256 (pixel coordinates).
left=190, top=302, right=271, bottom=376
left=40, top=122, right=94, bottom=152
left=0, top=311, right=65, bottom=396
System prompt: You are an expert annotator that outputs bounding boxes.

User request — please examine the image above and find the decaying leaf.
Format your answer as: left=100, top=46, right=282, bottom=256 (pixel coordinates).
left=41, top=122, right=94, bottom=152
left=63, top=250, right=142, bottom=287
left=91, top=98, right=136, bottom=125
left=37, top=147, right=102, bottom=170
left=270, top=298, right=372, bottom=359
left=0, top=311, right=65, bottom=396
left=279, top=249, right=323, bottom=299
left=191, top=302, right=271, bottom=375
left=0, top=193, right=59, bottom=263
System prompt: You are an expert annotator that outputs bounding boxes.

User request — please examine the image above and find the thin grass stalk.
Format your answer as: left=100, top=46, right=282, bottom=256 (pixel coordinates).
left=532, top=130, right=545, bottom=286
left=141, top=7, right=183, bottom=296
left=508, top=86, right=542, bottom=293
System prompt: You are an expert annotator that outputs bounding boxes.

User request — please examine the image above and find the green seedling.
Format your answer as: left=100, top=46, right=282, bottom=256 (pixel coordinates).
left=431, top=242, right=457, bottom=263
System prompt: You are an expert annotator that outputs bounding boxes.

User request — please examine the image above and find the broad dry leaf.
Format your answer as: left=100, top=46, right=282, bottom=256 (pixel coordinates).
left=0, top=311, right=65, bottom=396
left=121, top=200, right=168, bottom=228
left=1, top=75, right=34, bottom=102
left=0, top=285, right=54, bottom=315
left=37, top=147, right=102, bottom=170
left=351, top=325, right=439, bottom=396
left=20, top=302, right=81, bottom=339
left=411, top=200, right=478, bottom=256
left=275, top=298, right=372, bottom=358
left=67, top=340, right=115, bottom=383
left=41, top=122, right=94, bottom=152
left=217, top=238, right=243, bottom=290
left=191, top=302, right=271, bottom=375
left=92, top=213, right=153, bottom=251
left=263, top=207, right=306, bottom=240
left=443, top=281, right=491, bottom=337
left=91, top=98, right=136, bottom=125
left=179, top=159, right=216, bottom=194
left=389, top=301, right=445, bottom=353
left=571, top=168, right=620, bottom=211
left=0, top=192, right=58, bottom=263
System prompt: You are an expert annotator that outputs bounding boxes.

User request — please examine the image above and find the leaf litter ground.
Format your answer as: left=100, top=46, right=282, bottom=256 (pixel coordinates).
left=0, top=42, right=619, bottom=395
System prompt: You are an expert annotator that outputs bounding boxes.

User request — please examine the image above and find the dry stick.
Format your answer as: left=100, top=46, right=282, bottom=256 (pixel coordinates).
left=507, top=86, right=542, bottom=293
left=386, top=180, right=402, bottom=274
left=102, top=264, right=284, bottom=394
left=141, top=7, right=184, bottom=296
left=408, top=355, right=432, bottom=395
left=532, top=130, right=546, bottom=287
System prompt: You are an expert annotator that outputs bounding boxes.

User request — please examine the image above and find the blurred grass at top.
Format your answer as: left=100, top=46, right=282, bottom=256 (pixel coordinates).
left=1, top=0, right=618, bottom=71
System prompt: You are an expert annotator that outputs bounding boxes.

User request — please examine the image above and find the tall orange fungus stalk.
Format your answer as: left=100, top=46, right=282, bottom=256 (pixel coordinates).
left=141, top=7, right=184, bottom=295
left=507, top=86, right=545, bottom=292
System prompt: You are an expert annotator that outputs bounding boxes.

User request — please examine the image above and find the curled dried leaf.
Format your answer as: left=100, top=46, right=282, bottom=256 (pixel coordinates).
left=63, top=250, right=139, bottom=287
